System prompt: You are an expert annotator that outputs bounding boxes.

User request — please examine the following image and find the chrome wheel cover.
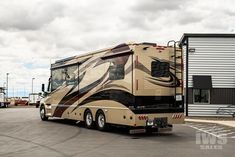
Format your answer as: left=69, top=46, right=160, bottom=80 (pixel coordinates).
left=40, top=108, right=45, bottom=118
left=86, top=112, right=92, bottom=126
left=98, top=114, right=105, bottom=128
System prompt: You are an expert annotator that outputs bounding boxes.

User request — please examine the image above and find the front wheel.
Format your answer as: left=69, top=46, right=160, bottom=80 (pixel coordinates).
left=96, top=110, right=108, bottom=131
left=40, top=105, right=48, bottom=121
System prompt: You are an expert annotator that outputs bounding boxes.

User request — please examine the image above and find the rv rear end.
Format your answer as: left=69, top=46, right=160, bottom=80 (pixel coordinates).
left=129, top=43, right=184, bottom=133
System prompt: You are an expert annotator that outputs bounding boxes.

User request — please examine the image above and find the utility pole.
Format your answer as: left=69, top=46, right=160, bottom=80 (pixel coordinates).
left=6, top=73, right=9, bottom=99
left=32, top=78, right=35, bottom=93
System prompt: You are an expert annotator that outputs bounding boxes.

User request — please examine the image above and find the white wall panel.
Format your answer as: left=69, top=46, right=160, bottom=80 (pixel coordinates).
left=184, top=37, right=235, bottom=88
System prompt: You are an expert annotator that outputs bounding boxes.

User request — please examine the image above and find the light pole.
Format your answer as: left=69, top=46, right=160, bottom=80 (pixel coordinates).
left=32, top=78, right=35, bottom=93
left=6, top=73, right=9, bottom=99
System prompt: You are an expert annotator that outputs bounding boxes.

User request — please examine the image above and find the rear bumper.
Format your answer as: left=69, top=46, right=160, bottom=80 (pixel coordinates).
left=133, top=112, right=184, bottom=127
left=129, top=125, right=173, bottom=134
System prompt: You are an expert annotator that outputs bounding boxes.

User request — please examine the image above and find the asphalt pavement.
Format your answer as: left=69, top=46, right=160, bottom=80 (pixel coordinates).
left=0, top=108, right=234, bottom=157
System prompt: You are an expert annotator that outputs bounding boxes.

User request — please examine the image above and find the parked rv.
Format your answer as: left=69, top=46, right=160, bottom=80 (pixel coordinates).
left=39, top=42, right=184, bottom=133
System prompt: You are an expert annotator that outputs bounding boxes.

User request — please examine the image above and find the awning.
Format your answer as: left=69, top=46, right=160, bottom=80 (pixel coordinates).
left=193, top=75, right=212, bottom=89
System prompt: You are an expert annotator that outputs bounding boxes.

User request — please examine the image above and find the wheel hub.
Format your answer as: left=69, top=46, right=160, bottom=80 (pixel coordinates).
left=86, top=113, right=92, bottom=126
left=98, top=114, right=105, bottom=128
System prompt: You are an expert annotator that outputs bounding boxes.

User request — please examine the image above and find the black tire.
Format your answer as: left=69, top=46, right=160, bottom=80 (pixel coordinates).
left=4, top=104, right=8, bottom=108
left=96, top=110, right=108, bottom=131
left=84, top=110, right=94, bottom=129
left=40, top=105, right=48, bottom=121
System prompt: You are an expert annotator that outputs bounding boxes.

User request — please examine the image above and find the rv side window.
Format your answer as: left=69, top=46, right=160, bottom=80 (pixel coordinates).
left=104, top=55, right=129, bottom=80
left=109, top=65, right=124, bottom=80
left=151, top=61, right=170, bottom=77
left=64, top=65, right=78, bottom=85
left=51, top=65, right=78, bottom=91
left=51, top=68, right=65, bottom=91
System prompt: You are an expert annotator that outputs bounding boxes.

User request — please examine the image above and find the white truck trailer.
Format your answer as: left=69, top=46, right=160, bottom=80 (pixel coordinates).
left=0, top=87, right=9, bottom=108
left=29, top=93, right=41, bottom=108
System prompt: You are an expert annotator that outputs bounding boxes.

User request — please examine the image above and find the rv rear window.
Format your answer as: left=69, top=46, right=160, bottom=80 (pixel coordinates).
left=151, top=61, right=170, bottom=77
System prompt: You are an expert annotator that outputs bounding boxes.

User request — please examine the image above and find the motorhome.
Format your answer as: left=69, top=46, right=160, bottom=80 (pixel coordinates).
left=40, top=42, right=184, bottom=133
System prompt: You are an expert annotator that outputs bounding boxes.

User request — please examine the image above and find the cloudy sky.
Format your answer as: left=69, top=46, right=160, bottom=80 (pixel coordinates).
left=0, top=0, right=234, bottom=97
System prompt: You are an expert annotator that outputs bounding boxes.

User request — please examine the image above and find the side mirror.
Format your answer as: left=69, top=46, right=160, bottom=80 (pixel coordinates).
left=41, top=84, right=45, bottom=92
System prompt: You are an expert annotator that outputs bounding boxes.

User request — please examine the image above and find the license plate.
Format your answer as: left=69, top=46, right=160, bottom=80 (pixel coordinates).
left=175, top=95, right=182, bottom=101
left=154, top=117, right=168, bottom=128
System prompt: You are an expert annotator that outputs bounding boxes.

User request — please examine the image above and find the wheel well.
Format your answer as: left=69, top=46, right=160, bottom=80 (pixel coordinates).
left=95, top=109, right=104, bottom=119
left=40, top=103, right=44, bottom=108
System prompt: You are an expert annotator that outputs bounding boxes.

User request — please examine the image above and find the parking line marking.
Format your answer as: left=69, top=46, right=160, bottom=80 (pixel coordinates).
left=213, top=130, right=231, bottom=134
left=186, top=123, right=235, bottom=139
left=202, top=128, right=224, bottom=132
left=218, top=132, right=235, bottom=137
left=187, top=125, right=222, bottom=138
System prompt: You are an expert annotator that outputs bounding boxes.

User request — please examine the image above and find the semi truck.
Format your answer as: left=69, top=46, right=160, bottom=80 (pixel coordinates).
left=0, top=87, right=9, bottom=108
left=29, top=93, right=41, bottom=108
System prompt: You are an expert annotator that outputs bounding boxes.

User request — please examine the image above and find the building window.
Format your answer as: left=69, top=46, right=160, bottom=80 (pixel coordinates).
left=193, top=89, right=210, bottom=104
left=151, top=61, right=170, bottom=77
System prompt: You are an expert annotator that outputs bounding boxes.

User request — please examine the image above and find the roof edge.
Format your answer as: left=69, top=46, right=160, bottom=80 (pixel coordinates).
left=179, top=33, right=235, bottom=46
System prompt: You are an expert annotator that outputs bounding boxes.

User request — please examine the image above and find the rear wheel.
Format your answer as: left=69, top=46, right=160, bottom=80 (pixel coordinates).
left=84, top=110, right=94, bottom=129
left=96, top=110, right=108, bottom=131
left=40, top=105, right=48, bottom=121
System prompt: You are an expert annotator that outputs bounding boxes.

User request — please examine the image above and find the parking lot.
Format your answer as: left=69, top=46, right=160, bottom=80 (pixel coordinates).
left=0, top=108, right=234, bottom=157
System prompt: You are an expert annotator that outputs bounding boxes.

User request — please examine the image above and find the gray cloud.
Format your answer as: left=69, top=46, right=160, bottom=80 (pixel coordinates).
left=177, top=12, right=203, bottom=25
left=132, top=0, right=186, bottom=13
left=0, top=0, right=65, bottom=30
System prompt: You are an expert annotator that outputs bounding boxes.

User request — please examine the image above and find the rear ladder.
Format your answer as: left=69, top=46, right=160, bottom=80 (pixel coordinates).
left=167, top=40, right=183, bottom=101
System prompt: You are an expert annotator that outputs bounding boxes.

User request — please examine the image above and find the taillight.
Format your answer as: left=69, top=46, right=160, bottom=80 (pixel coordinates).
left=172, top=113, right=183, bottom=119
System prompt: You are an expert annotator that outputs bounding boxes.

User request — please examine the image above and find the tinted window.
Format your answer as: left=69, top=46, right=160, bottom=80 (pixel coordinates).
left=109, top=65, right=124, bottom=80
left=65, top=65, right=78, bottom=85
left=51, top=68, right=64, bottom=91
left=194, top=89, right=210, bottom=104
left=51, top=65, right=78, bottom=91
left=151, top=61, right=169, bottom=77
left=105, top=55, right=129, bottom=80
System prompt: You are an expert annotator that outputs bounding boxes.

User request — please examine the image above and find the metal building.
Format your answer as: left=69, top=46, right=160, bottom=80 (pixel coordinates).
left=179, top=33, right=235, bottom=117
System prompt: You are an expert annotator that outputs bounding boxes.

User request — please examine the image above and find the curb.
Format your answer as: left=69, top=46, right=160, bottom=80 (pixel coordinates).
left=185, top=119, right=235, bottom=128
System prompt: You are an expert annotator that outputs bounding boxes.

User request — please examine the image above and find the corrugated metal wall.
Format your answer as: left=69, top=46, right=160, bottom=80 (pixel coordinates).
left=186, top=104, right=235, bottom=117
left=184, top=37, right=235, bottom=88
left=183, top=37, right=235, bottom=116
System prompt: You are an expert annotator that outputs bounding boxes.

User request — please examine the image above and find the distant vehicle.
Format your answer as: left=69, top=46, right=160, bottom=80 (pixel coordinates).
left=29, top=93, right=41, bottom=108
left=15, top=98, right=28, bottom=106
left=0, top=87, right=10, bottom=108
left=40, top=42, right=184, bottom=134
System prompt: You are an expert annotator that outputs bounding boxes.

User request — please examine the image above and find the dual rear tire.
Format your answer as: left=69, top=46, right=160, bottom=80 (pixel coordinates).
left=84, top=109, right=108, bottom=131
